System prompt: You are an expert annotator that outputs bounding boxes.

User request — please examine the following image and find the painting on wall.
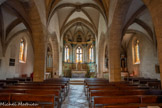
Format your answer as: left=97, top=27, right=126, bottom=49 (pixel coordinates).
left=155, top=64, right=160, bottom=73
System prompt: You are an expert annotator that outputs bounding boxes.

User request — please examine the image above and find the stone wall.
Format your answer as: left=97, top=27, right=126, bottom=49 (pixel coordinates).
left=0, top=32, right=34, bottom=79
left=127, top=33, right=160, bottom=79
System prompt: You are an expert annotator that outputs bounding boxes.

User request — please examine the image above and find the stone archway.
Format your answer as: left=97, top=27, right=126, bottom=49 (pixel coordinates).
left=98, top=33, right=107, bottom=78
left=49, top=33, right=59, bottom=77
left=108, top=0, right=162, bottom=86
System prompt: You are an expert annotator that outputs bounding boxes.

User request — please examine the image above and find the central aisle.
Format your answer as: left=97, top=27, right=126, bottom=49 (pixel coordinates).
left=61, top=85, right=89, bottom=108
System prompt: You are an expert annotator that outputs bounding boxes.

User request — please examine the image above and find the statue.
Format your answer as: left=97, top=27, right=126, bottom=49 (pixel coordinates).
left=77, top=62, right=81, bottom=71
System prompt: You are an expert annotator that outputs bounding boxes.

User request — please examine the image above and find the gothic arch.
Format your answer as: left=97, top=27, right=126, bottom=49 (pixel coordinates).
left=49, top=32, right=59, bottom=76
left=98, top=33, right=108, bottom=78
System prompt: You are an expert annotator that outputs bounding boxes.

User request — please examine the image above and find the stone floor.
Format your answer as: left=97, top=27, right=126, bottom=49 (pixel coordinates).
left=61, top=85, right=89, bottom=108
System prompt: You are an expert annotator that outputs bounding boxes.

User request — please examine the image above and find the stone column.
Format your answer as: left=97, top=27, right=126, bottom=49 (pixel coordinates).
left=108, top=0, right=131, bottom=82
left=108, top=36, right=121, bottom=82
left=28, top=0, right=46, bottom=82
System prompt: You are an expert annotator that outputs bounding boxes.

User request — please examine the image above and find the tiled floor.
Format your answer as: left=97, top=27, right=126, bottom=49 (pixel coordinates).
left=61, top=85, right=89, bottom=108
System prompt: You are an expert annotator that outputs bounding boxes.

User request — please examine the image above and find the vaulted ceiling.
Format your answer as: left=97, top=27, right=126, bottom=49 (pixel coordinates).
left=47, top=0, right=108, bottom=40
left=0, top=0, right=156, bottom=52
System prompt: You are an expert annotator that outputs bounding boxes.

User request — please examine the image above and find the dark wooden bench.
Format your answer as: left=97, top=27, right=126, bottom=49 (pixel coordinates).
left=104, top=103, right=162, bottom=108
left=89, top=89, right=162, bottom=107
left=0, top=89, right=62, bottom=106
left=16, top=82, right=68, bottom=94
left=0, top=93, right=55, bottom=108
left=0, top=106, right=42, bottom=108
left=94, top=95, right=162, bottom=108
left=0, top=80, right=19, bottom=85
left=147, top=81, right=161, bottom=89
left=93, top=95, right=141, bottom=108
left=14, top=83, right=68, bottom=97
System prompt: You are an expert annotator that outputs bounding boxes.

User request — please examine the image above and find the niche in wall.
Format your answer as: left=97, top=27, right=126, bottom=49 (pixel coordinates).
left=155, top=64, right=160, bottom=73
left=9, top=58, right=15, bottom=66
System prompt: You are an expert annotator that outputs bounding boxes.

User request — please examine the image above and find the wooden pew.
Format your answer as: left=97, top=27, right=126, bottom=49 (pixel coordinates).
left=0, top=93, right=56, bottom=108
left=89, top=89, right=148, bottom=107
left=87, top=85, right=146, bottom=99
left=0, top=94, right=10, bottom=103
left=16, top=82, right=68, bottom=95
left=44, top=80, right=70, bottom=93
left=93, top=96, right=141, bottom=108
left=0, top=106, right=42, bottom=108
left=104, top=103, right=162, bottom=108
left=10, top=93, right=55, bottom=108
left=103, top=95, right=162, bottom=108
left=14, top=83, right=68, bottom=98
left=0, top=89, right=62, bottom=106
left=94, top=95, right=162, bottom=108
left=0, top=80, right=19, bottom=85
left=89, top=88, right=162, bottom=107
left=0, top=82, right=5, bottom=88
left=147, top=81, right=161, bottom=89
left=141, top=95, right=162, bottom=103
left=124, top=77, right=161, bottom=89
left=84, top=79, right=108, bottom=92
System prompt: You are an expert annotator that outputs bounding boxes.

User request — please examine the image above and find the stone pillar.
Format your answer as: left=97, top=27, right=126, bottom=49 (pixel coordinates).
left=108, top=0, right=131, bottom=82
left=108, top=37, right=121, bottom=82
left=28, top=1, right=46, bottom=82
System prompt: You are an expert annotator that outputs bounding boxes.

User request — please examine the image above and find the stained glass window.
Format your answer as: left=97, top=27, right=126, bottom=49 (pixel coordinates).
left=76, top=47, right=83, bottom=63
left=64, top=45, right=69, bottom=62
left=19, top=39, right=25, bottom=62
left=134, top=40, right=140, bottom=63
left=89, top=45, right=94, bottom=62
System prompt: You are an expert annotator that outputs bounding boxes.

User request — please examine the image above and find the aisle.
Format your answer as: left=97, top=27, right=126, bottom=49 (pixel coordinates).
left=61, top=85, right=89, bottom=108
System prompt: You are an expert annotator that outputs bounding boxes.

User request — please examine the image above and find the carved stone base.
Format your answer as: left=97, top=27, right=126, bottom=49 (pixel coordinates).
left=71, top=70, right=87, bottom=78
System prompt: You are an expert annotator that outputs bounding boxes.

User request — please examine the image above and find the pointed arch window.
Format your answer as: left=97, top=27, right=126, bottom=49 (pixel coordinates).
left=134, top=40, right=140, bottom=64
left=76, top=46, right=83, bottom=63
left=64, top=45, right=70, bottom=62
left=19, top=39, right=26, bottom=62
left=89, top=45, right=94, bottom=62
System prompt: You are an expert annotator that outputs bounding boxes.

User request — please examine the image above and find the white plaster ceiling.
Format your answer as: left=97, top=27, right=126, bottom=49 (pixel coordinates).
left=122, top=33, right=134, bottom=49
left=124, top=0, right=143, bottom=25
left=82, top=7, right=100, bottom=28
left=65, top=11, right=91, bottom=25
left=56, top=0, right=97, bottom=6
left=57, top=7, right=75, bottom=29
left=137, top=9, right=154, bottom=31
left=108, top=0, right=118, bottom=27
left=1, top=3, right=27, bottom=43
left=34, top=0, right=46, bottom=27
left=2, top=6, right=17, bottom=32
left=49, top=0, right=103, bottom=36
left=128, top=23, right=152, bottom=42
left=7, top=23, right=26, bottom=41
left=121, top=0, right=154, bottom=43
left=65, top=22, right=94, bottom=39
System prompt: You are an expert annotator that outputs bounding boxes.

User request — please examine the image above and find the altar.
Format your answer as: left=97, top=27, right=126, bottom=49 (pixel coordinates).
left=71, top=63, right=87, bottom=78
left=71, top=70, right=87, bottom=78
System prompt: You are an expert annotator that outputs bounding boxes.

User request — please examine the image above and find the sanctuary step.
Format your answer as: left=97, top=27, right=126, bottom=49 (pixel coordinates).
left=69, top=78, right=85, bottom=85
